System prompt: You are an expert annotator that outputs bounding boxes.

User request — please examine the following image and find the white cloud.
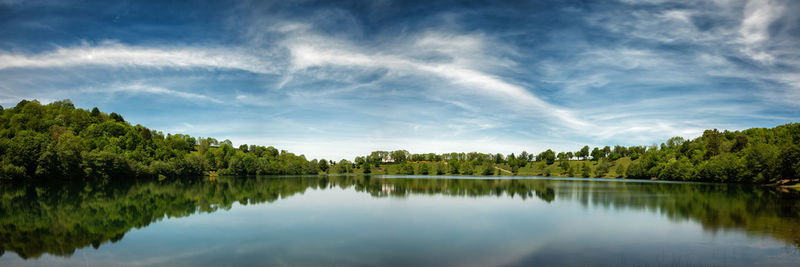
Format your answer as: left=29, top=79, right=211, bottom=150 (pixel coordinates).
left=2, top=3, right=797, bottom=160
left=281, top=31, right=589, bottom=129
left=738, top=0, right=784, bottom=63
left=228, top=134, right=578, bottom=161
left=82, top=84, right=223, bottom=104
left=0, top=97, right=53, bottom=106
left=0, top=42, right=279, bottom=74
left=594, top=0, right=792, bottom=65
left=739, top=0, right=782, bottom=45
left=585, top=0, right=800, bottom=107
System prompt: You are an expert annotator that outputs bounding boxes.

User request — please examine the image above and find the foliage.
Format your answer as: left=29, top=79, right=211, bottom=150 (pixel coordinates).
left=535, top=149, right=556, bottom=165
left=417, top=163, right=429, bottom=175
left=481, top=162, right=494, bottom=175
left=435, top=163, right=445, bottom=175
left=2, top=99, right=799, bottom=184
left=581, top=163, right=592, bottom=178
left=596, top=160, right=610, bottom=177
left=397, top=162, right=414, bottom=175
left=0, top=100, right=320, bottom=180
left=460, top=161, right=475, bottom=175
left=615, top=163, right=626, bottom=178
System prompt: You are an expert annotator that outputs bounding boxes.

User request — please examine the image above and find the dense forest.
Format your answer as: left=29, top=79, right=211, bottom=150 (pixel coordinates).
left=2, top=176, right=798, bottom=258
left=0, top=99, right=799, bottom=183
left=0, top=100, right=323, bottom=180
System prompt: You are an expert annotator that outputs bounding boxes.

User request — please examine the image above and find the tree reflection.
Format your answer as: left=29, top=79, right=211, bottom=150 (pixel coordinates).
left=0, top=176, right=798, bottom=259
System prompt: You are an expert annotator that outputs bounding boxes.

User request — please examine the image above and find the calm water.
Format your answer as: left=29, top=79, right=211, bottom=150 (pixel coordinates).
left=1, top=175, right=799, bottom=266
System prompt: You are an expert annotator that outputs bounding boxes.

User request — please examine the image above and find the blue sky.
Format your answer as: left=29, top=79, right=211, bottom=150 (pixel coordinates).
left=1, top=0, right=798, bottom=160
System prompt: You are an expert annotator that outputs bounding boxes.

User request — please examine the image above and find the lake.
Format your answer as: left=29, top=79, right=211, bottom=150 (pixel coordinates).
left=1, top=175, right=798, bottom=266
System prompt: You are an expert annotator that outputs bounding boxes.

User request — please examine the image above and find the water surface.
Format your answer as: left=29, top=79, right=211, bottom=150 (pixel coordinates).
left=1, top=175, right=798, bottom=266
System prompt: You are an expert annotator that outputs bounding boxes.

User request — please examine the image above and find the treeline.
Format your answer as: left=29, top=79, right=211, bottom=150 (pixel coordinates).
left=0, top=100, right=324, bottom=180
left=1, top=99, right=799, bottom=183
left=351, top=125, right=800, bottom=183
left=346, top=148, right=645, bottom=176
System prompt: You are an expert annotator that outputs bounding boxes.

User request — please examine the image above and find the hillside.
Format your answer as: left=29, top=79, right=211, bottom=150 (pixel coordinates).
left=344, top=126, right=800, bottom=184
left=0, top=100, right=322, bottom=180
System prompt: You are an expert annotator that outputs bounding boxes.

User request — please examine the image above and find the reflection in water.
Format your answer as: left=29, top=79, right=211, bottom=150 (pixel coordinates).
left=0, top=175, right=798, bottom=260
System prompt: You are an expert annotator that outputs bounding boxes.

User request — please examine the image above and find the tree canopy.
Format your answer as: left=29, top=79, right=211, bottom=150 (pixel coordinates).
left=0, top=100, right=321, bottom=180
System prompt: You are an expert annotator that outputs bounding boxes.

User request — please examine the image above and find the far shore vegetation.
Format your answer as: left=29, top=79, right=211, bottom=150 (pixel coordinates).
left=1, top=99, right=798, bottom=184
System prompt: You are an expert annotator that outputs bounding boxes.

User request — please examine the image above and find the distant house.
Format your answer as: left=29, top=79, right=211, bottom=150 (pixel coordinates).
left=382, top=155, right=395, bottom=163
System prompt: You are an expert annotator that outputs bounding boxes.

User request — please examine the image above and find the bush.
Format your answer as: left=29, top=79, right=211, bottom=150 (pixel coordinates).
left=1, top=164, right=26, bottom=180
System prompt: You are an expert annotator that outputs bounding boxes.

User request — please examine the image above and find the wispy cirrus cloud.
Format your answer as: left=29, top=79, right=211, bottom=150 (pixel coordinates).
left=0, top=0, right=798, bottom=159
left=739, top=0, right=785, bottom=63
left=280, top=29, right=589, bottom=129
left=0, top=41, right=280, bottom=74
left=587, top=0, right=800, bottom=81
left=81, top=84, right=224, bottom=104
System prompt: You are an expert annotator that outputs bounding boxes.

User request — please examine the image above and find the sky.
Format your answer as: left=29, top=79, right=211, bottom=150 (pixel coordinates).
left=0, top=0, right=798, bottom=160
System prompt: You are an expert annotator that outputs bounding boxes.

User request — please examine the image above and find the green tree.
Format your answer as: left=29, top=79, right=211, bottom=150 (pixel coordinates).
left=615, top=163, right=626, bottom=178
left=461, top=162, right=474, bottom=175
left=596, top=160, right=610, bottom=177
left=779, top=145, right=800, bottom=181
left=536, top=149, right=556, bottom=165
left=435, top=163, right=445, bottom=175
left=54, top=132, right=85, bottom=177
left=493, top=153, right=504, bottom=164
left=398, top=162, right=414, bottom=175
left=109, top=112, right=125, bottom=123
left=91, top=107, right=101, bottom=118
left=363, top=162, right=371, bottom=174
left=703, top=129, right=721, bottom=159
left=390, top=150, right=409, bottom=163
left=658, top=158, right=694, bottom=181
left=581, top=163, right=592, bottom=178
left=560, top=160, right=571, bottom=174
left=355, top=156, right=366, bottom=167
left=742, top=143, right=779, bottom=183
left=696, top=153, right=745, bottom=182
left=448, top=161, right=460, bottom=174
left=577, top=146, right=590, bottom=160
left=318, top=159, right=329, bottom=173
left=417, top=163, right=429, bottom=175
left=481, top=162, right=493, bottom=175
left=519, top=151, right=530, bottom=162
